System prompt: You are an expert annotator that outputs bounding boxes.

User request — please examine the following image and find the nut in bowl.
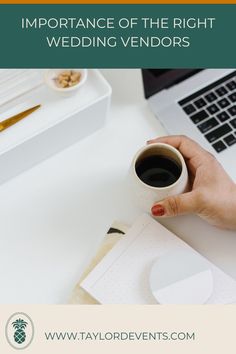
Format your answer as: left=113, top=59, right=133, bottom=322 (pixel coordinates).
left=44, top=69, right=87, bottom=96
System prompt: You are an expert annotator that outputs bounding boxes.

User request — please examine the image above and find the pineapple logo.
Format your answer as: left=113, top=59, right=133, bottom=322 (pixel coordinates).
left=5, top=312, right=34, bottom=350
left=12, top=319, right=28, bottom=344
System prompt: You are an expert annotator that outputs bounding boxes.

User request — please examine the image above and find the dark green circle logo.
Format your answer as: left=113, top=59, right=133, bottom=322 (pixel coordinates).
left=5, top=313, right=34, bottom=350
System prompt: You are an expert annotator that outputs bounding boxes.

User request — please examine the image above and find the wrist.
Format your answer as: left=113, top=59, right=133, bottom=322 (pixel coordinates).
left=225, top=183, right=236, bottom=229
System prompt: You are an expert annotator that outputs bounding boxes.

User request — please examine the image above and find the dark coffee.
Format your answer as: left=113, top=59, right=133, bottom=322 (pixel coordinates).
left=135, top=155, right=181, bottom=187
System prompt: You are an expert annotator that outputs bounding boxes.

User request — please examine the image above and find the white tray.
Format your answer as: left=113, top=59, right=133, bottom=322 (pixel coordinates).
left=0, top=69, right=111, bottom=183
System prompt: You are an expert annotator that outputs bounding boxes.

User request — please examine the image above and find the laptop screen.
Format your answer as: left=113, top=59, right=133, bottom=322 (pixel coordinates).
left=142, top=69, right=202, bottom=99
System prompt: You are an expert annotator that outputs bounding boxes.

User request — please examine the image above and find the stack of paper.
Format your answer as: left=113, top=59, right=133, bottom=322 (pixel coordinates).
left=69, top=221, right=128, bottom=304
left=0, top=69, right=42, bottom=106
left=80, top=214, right=236, bottom=304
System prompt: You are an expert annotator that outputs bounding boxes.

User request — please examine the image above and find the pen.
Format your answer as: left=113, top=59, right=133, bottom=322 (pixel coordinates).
left=0, top=104, right=41, bottom=132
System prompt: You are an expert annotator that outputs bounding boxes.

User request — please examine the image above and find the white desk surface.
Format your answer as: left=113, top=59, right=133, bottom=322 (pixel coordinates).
left=0, top=69, right=236, bottom=304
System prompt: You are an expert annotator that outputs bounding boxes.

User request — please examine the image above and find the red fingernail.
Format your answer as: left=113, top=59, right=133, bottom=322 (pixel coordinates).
left=151, top=204, right=165, bottom=216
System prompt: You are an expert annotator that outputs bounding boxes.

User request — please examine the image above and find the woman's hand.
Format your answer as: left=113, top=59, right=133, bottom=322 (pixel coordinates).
left=148, top=135, right=236, bottom=230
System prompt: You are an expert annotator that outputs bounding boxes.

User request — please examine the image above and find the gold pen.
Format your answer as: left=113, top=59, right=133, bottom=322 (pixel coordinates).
left=0, top=104, right=41, bottom=132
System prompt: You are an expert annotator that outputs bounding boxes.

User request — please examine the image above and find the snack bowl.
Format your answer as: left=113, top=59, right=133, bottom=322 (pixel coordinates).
left=44, top=69, right=87, bottom=96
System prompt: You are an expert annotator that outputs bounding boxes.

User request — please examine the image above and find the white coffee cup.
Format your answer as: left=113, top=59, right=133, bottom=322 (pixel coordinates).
left=130, top=143, right=188, bottom=212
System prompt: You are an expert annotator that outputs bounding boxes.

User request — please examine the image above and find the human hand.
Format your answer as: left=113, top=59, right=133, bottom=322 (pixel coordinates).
left=148, top=135, right=236, bottom=230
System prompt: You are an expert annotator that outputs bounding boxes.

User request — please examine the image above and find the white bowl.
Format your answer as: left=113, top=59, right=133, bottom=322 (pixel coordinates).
left=44, top=69, right=87, bottom=96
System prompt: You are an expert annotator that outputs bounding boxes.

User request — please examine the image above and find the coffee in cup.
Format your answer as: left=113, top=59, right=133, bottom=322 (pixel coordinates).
left=135, top=155, right=182, bottom=188
left=130, top=143, right=188, bottom=212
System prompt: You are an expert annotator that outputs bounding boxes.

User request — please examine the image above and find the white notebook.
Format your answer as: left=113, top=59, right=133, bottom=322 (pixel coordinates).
left=0, top=69, right=42, bottom=106
left=81, top=214, right=236, bottom=304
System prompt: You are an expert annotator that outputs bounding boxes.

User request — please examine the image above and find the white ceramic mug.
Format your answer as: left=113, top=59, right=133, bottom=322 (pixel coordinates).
left=130, top=143, right=189, bottom=212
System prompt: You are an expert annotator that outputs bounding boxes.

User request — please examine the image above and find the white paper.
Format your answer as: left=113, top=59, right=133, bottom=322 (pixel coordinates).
left=0, top=69, right=42, bottom=106
left=81, top=214, right=236, bottom=304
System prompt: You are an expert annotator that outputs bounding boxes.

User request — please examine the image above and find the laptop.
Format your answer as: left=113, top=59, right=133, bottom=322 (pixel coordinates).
left=142, top=69, right=236, bottom=181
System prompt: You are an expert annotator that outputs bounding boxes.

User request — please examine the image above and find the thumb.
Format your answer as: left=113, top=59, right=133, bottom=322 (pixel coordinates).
left=151, top=192, right=197, bottom=217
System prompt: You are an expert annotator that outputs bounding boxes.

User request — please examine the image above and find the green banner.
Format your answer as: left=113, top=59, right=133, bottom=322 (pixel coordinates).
left=0, top=4, right=235, bottom=68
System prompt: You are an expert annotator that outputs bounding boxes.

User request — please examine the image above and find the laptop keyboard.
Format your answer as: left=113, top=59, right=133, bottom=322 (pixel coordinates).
left=178, top=71, right=236, bottom=153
